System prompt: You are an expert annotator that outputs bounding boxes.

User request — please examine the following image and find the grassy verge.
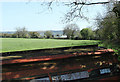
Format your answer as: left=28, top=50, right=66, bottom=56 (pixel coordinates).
left=1, top=38, right=100, bottom=53
left=99, top=42, right=120, bottom=54
left=99, top=41, right=120, bottom=61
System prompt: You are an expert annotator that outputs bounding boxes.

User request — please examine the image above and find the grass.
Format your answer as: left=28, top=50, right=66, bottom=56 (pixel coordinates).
left=99, top=42, right=120, bottom=55
left=99, top=42, right=120, bottom=61
left=1, top=38, right=100, bottom=53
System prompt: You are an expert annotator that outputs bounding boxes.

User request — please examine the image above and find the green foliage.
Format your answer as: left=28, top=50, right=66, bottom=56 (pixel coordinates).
left=74, top=32, right=82, bottom=40
left=99, top=42, right=120, bottom=55
left=80, top=28, right=94, bottom=40
left=1, top=38, right=99, bottom=53
left=44, top=31, right=52, bottom=38
left=98, top=14, right=119, bottom=42
left=29, top=32, right=40, bottom=38
left=1, top=33, right=12, bottom=38
left=113, top=2, right=120, bottom=18
left=11, top=33, right=17, bottom=38
left=96, top=2, right=120, bottom=46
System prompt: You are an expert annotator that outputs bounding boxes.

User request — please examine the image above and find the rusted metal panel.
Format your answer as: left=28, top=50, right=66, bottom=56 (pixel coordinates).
left=1, top=45, right=120, bottom=81
left=51, top=71, right=89, bottom=81
left=1, top=49, right=114, bottom=65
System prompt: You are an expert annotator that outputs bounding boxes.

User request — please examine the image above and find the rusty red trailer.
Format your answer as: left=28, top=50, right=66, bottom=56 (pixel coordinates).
left=1, top=45, right=120, bottom=81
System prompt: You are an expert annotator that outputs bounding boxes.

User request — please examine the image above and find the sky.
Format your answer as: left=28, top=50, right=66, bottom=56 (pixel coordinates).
left=0, top=0, right=108, bottom=31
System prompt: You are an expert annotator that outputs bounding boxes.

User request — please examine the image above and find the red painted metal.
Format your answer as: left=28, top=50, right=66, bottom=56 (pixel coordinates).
left=1, top=49, right=114, bottom=65
left=2, top=60, right=116, bottom=80
left=2, top=48, right=119, bottom=81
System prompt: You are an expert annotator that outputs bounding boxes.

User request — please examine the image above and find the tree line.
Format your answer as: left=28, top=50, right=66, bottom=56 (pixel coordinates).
left=1, top=2, right=120, bottom=42
left=63, top=24, right=96, bottom=40
left=1, top=27, right=53, bottom=39
left=95, top=1, right=120, bottom=46
left=1, top=25, right=98, bottom=40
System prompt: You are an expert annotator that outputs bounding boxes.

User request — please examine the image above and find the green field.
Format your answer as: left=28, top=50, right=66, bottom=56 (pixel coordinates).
left=1, top=38, right=100, bottom=53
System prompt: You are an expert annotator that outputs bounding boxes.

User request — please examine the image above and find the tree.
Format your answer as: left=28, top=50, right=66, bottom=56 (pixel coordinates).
left=63, top=24, right=79, bottom=39
left=74, top=32, right=82, bottom=40
left=29, top=32, right=40, bottom=38
left=2, top=33, right=12, bottom=38
left=95, top=1, right=120, bottom=45
left=40, top=0, right=120, bottom=40
left=113, top=1, right=120, bottom=42
left=14, top=27, right=28, bottom=38
left=56, top=34, right=60, bottom=38
left=12, top=33, right=17, bottom=38
left=94, top=29, right=102, bottom=40
left=44, top=31, right=52, bottom=38
left=39, top=0, right=117, bottom=23
left=80, top=28, right=94, bottom=40
left=113, top=1, right=120, bottom=18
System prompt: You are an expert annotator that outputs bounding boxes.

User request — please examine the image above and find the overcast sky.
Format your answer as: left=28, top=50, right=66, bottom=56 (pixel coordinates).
left=0, top=0, right=109, bottom=31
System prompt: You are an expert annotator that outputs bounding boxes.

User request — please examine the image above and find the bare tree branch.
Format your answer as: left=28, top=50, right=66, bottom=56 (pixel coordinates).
left=73, top=1, right=109, bottom=5
left=40, top=0, right=118, bottom=23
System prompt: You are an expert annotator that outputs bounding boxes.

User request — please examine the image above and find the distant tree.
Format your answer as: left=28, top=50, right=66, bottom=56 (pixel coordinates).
left=94, top=29, right=103, bottom=40
left=80, top=28, right=94, bottom=40
left=0, top=33, right=2, bottom=38
left=56, top=34, right=60, bottom=38
left=11, top=33, right=17, bottom=38
left=14, top=27, right=28, bottom=38
left=74, top=32, right=82, bottom=40
left=63, top=24, right=79, bottom=39
left=44, top=31, right=52, bottom=38
left=29, top=32, right=40, bottom=38
left=52, top=35, right=54, bottom=38
left=2, top=33, right=12, bottom=38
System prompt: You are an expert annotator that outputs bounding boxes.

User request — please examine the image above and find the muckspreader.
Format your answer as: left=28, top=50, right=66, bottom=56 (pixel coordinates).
left=1, top=44, right=120, bottom=81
